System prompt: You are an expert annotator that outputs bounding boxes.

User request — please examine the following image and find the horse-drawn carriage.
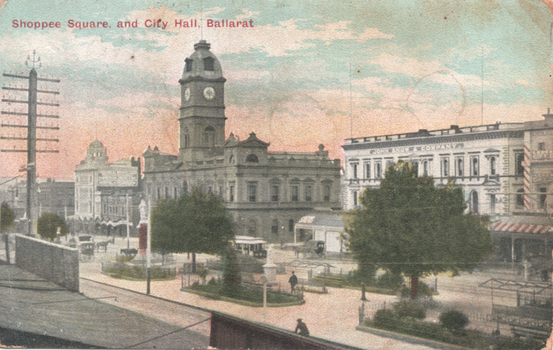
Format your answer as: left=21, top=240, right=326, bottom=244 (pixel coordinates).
left=74, top=235, right=95, bottom=262
left=295, top=240, right=325, bottom=258
left=79, top=242, right=95, bottom=262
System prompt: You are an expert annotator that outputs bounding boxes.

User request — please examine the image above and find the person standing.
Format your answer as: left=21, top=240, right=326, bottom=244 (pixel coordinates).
left=288, top=271, right=298, bottom=292
left=295, top=318, right=309, bottom=336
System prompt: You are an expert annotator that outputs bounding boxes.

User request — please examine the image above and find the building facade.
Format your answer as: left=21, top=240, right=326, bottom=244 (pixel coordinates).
left=142, top=41, right=342, bottom=243
left=342, top=113, right=553, bottom=263
left=73, top=140, right=141, bottom=235
left=0, top=177, right=75, bottom=233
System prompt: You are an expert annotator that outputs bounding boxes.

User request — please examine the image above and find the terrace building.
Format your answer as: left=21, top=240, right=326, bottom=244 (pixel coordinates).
left=342, top=112, right=553, bottom=263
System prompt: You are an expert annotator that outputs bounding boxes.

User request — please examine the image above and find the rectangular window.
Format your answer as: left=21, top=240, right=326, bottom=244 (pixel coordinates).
left=365, top=162, right=371, bottom=179
left=490, top=156, right=496, bottom=176
left=165, top=187, right=169, bottom=199
left=247, top=182, right=257, bottom=202
left=352, top=163, right=358, bottom=179
left=441, top=158, right=449, bottom=177
left=515, top=153, right=524, bottom=175
left=229, top=185, right=235, bottom=202
left=174, top=187, right=178, bottom=198
left=490, top=194, right=496, bottom=213
left=323, top=185, right=331, bottom=202
left=540, top=188, right=547, bottom=209
left=305, top=185, right=313, bottom=202
left=157, top=187, right=162, bottom=199
left=271, top=185, right=279, bottom=202
left=291, top=185, right=299, bottom=202
left=353, top=191, right=358, bottom=207
left=456, top=157, right=464, bottom=177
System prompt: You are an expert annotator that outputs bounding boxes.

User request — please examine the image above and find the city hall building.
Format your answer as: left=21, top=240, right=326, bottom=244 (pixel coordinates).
left=142, top=41, right=341, bottom=243
left=342, top=113, right=553, bottom=263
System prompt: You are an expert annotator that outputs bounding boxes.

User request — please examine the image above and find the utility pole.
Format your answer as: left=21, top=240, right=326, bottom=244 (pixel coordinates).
left=1, top=51, right=60, bottom=236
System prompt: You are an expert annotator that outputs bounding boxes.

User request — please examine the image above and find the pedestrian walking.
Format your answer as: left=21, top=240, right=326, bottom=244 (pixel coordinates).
left=288, top=271, right=298, bottom=292
left=295, top=318, right=309, bottom=336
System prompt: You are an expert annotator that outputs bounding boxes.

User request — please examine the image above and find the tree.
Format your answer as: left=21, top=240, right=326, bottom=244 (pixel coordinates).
left=1, top=202, right=15, bottom=264
left=222, top=245, right=242, bottom=297
left=345, top=161, right=493, bottom=299
left=0, top=202, right=14, bottom=234
left=151, top=187, right=235, bottom=272
left=37, top=212, right=69, bottom=241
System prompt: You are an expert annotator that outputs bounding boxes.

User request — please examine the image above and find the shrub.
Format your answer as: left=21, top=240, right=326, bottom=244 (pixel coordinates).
left=393, top=300, right=426, bottom=320
left=114, top=255, right=135, bottom=263
left=207, top=277, right=218, bottom=285
left=375, top=271, right=404, bottom=290
left=439, top=310, right=469, bottom=331
left=373, top=309, right=396, bottom=328
left=417, top=281, right=436, bottom=297
left=494, top=337, right=544, bottom=350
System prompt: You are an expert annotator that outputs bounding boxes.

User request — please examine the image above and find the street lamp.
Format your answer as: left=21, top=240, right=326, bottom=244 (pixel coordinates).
left=260, top=275, right=268, bottom=323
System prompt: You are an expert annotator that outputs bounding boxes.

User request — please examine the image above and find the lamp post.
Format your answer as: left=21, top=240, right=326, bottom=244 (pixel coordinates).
left=146, top=199, right=151, bottom=295
left=125, top=192, right=130, bottom=250
left=260, top=275, right=268, bottom=323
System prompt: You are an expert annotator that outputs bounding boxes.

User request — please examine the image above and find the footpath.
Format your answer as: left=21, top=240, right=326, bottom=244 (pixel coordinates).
left=78, top=239, right=434, bottom=350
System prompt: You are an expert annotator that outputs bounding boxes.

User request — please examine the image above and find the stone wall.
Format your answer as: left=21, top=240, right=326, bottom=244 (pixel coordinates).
left=15, top=235, right=79, bottom=292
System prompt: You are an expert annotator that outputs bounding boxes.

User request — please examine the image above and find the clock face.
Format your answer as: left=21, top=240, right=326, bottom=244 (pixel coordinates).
left=184, top=88, right=190, bottom=101
left=203, top=87, right=215, bottom=100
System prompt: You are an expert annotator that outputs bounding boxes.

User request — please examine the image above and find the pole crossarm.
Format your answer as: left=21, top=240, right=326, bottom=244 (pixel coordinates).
left=1, top=124, right=59, bottom=130
left=2, top=73, right=29, bottom=80
left=1, top=149, right=59, bottom=153
left=2, top=111, right=59, bottom=118
left=1, top=136, right=59, bottom=142
left=1, top=99, right=27, bottom=104
left=37, top=77, right=60, bottom=83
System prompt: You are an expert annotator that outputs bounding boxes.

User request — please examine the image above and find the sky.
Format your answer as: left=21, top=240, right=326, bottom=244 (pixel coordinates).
left=0, top=0, right=552, bottom=180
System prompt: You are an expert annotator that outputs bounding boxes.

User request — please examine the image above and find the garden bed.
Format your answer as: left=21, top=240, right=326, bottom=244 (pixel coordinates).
left=183, top=283, right=304, bottom=307
left=102, top=262, right=176, bottom=281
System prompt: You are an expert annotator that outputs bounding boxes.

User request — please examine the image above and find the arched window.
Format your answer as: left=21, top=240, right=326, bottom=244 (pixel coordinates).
left=375, top=162, right=382, bottom=179
left=422, top=160, right=428, bottom=176
left=185, top=58, right=193, bottom=72
left=271, top=219, right=279, bottom=235
left=183, top=127, right=190, bottom=148
left=470, top=191, right=479, bottom=214
left=246, top=154, right=259, bottom=163
left=203, top=126, right=215, bottom=147
left=471, top=157, right=479, bottom=176
left=288, top=219, right=294, bottom=232
left=204, top=57, right=215, bottom=71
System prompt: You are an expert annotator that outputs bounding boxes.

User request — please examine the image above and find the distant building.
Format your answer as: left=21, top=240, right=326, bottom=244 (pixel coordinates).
left=142, top=41, right=342, bottom=243
left=73, top=140, right=141, bottom=236
left=0, top=178, right=74, bottom=233
left=342, top=112, right=553, bottom=263
left=37, top=178, right=74, bottom=220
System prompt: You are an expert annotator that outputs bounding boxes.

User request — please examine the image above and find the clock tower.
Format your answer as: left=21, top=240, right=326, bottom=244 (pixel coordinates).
left=178, top=40, right=226, bottom=162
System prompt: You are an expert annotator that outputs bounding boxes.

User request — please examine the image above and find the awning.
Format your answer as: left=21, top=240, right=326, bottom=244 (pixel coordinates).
left=491, top=221, right=551, bottom=234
